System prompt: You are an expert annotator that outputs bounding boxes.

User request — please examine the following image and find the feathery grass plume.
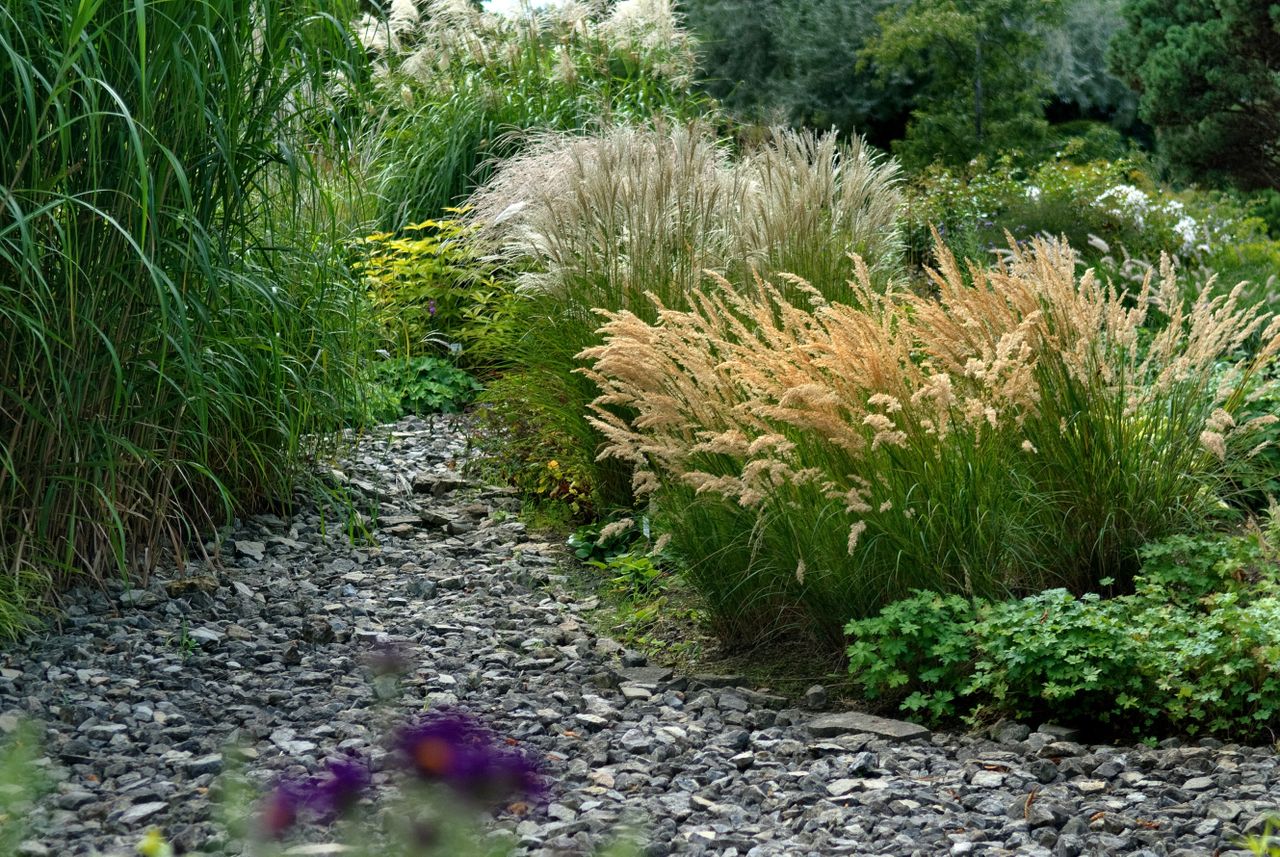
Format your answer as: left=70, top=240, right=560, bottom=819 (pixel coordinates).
left=733, top=129, right=903, bottom=296
left=581, top=238, right=1280, bottom=644
left=0, top=0, right=369, bottom=638
left=466, top=124, right=904, bottom=511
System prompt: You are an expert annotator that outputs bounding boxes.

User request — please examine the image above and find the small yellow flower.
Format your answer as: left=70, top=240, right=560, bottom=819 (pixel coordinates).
left=547, top=460, right=560, bottom=470
left=137, top=829, right=174, bottom=857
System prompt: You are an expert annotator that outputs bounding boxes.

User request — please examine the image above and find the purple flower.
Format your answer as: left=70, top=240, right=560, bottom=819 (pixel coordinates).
left=259, top=780, right=304, bottom=840
left=395, top=711, right=544, bottom=806
left=305, top=754, right=371, bottom=822
left=427, top=298, right=438, bottom=317
left=258, top=755, right=371, bottom=838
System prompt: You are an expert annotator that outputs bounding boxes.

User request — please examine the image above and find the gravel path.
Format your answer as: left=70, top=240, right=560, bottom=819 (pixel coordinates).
left=4, top=415, right=1278, bottom=857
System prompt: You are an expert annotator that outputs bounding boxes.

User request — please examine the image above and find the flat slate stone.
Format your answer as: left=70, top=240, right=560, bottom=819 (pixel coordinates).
left=118, top=801, right=167, bottom=825
left=614, top=665, right=673, bottom=685
left=807, top=711, right=931, bottom=741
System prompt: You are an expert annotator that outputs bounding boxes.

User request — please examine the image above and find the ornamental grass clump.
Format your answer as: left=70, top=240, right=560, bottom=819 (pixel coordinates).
left=362, top=0, right=706, bottom=227
left=466, top=123, right=902, bottom=508
left=0, top=0, right=368, bottom=637
left=582, top=239, right=1280, bottom=644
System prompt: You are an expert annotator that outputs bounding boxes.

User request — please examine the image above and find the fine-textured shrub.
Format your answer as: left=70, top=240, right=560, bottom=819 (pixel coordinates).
left=583, top=239, right=1280, bottom=642
left=0, top=0, right=368, bottom=635
left=906, top=154, right=1280, bottom=313
left=359, top=0, right=708, bottom=227
left=467, top=123, right=902, bottom=510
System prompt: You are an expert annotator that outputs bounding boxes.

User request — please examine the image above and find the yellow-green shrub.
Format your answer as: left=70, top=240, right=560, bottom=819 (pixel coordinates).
left=355, top=217, right=519, bottom=370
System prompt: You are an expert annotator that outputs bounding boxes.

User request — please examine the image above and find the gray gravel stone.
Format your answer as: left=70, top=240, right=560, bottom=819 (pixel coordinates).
left=5, top=414, right=1278, bottom=857
left=807, top=711, right=931, bottom=741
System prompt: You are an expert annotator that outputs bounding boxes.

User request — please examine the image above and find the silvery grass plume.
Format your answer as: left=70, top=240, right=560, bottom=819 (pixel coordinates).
left=465, top=124, right=903, bottom=305
left=464, top=123, right=739, bottom=305
left=580, top=238, right=1280, bottom=633
left=600, top=0, right=697, bottom=86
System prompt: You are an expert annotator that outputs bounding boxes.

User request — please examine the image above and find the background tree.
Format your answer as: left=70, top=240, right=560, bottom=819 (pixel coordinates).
left=860, top=0, right=1061, bottom=167
left=1040, top=0, right=1136, bottom=124
left=678, top=0, right=910, bottom=147
left=1111, top=0, right=1280, bottom=189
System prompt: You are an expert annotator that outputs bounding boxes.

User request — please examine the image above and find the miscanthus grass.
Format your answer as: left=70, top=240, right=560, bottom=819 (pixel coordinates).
left=0, top=0, right=369, bottom=637
left=581, top=240, right=1280, bottom=644
left=362, top=0, right=706, bottom=227
left=466, top=123, right=903, bottom=508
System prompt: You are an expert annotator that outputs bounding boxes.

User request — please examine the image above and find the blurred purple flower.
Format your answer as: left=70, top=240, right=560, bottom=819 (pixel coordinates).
left=306, top=754, right=371, bottom=823
left=259, top=780, right=304, bottom=840
left=395, top=711, right=545, bottom=806
left=257, top=755, right=371, bottom=838
left=427, top=298, right=438, bottom=317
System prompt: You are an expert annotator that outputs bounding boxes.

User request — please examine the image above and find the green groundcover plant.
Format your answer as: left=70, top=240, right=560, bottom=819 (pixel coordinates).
left=364, top=356, right=484, bottom=423
left=846, top=516, right=1280, bottom=741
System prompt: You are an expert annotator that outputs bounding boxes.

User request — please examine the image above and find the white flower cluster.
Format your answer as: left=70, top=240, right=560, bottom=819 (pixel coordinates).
left=1095, top=185, right=1203, bottom=254
left=1162, top=200, right=1202, bottom=253
left=1096, top=183, right=1152, bottom=227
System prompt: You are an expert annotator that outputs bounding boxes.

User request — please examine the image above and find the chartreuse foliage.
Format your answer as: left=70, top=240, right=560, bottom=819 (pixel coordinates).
left=355, top=215, right=520, bottom=371
left=0, top=0, right=368, bottom=635
left=847, top=518, right=1280, bottom=740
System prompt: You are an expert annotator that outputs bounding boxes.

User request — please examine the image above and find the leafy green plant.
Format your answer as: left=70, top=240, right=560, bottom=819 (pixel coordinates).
left=589, top=551, right=668, bottom=600
left=846, top=519, right=1280, bottom=739
left=568, top=519, right=644, bottom=564
left=366, top=356, right=483, bottom=421
left=844, top=591, right=978, bottom=720
left=172, top=619, right=200, bottom=662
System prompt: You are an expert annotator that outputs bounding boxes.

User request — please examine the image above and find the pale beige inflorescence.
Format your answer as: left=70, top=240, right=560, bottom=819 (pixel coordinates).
left=581, top=238, right=1280, bottom=556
